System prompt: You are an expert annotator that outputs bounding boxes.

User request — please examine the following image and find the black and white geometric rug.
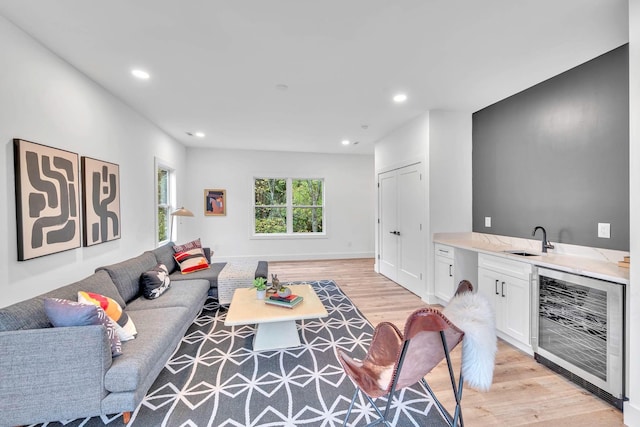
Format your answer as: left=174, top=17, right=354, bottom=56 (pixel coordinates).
left=34, top=280, right=448, bottom=427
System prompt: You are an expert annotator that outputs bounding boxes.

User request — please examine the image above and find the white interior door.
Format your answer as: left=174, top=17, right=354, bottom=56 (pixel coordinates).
left=396, top=164, right=423, bottom=294
left=378, top=163, right=424, bottom=296
left=378, top=170, right=398, bottom=280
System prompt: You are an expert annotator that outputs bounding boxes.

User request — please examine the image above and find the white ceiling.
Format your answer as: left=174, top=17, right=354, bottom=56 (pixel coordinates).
left=0, top=0, right=629, bottom=154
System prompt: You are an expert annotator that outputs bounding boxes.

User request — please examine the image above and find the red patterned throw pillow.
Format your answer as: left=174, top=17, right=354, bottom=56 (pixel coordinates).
left=78, top=291, right=137, bottom=341
left=173, top=238, right=202, bottom=253
left=173, top=248, right=210, bottom=274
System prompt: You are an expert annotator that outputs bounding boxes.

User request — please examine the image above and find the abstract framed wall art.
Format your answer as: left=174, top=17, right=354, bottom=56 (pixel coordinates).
left=13, top=139, right=82, bottom=260
left=204, top=189, right=226, bottom=216
left=81, top=156, right=121, bottom=246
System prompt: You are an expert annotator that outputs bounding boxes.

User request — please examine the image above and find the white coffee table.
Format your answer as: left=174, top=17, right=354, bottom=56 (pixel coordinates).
left=224, top=284, right=328, bottom=351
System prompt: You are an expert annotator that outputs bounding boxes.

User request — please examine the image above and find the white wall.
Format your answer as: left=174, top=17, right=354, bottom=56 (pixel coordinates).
left=429, top=111, right=473, bottom=234
left=0, top=16, right=186, bottom=307
left=625, top=1, right=640, bottom=425
left=179, top=148, right=375, bottom=261
left=373, top=111, right=473, bottom=302
left=374, top=113, right=430, bottom=173
left=428, top=111, right=473, bottom=302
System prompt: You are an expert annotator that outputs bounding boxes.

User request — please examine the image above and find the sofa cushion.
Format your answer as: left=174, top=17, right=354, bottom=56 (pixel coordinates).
left=126, top=278, right=209, bottom=312
left=169, top=261, right=224, bottom=288
left=44, top=298, right=122, bottom=356
left=104, top=307, right=190, bottom=393
left=96, top=252, right=158, bottom=303
left=0, top=270, right=123, bottom=332
left=140, top=264, right=171, bottom=299
left=174, top=248, right=210, bottom=274
left=78, top=291, right=137, bottom=341
left=148, top=241, right=178, bottom=274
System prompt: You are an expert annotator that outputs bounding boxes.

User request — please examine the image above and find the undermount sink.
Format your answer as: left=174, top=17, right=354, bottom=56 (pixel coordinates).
left=503, top=250, right=539, bottom=257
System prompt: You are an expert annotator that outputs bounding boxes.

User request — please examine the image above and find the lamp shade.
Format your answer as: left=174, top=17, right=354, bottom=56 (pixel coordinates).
left=171, top=207, right=194, bottom=217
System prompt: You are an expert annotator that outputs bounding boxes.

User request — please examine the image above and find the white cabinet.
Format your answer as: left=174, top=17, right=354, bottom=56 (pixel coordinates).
left=434, top=244, right=455, bottom=302
left=434, top=244, right=478, bottom=304
left=478, top=253, right=533, bottom=354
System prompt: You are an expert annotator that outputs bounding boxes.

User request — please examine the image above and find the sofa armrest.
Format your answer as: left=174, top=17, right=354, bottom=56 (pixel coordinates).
left=0, top=325, right=112, bottom=425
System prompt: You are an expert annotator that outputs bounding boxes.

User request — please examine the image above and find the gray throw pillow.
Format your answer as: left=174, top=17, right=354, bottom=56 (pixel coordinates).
left=44, top=298, right=122, bottom=357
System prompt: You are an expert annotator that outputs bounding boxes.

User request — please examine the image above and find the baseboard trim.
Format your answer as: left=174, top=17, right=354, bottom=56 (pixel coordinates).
left=213, top=252, right=375, bottom=263
left=422, top=294, right=441, bottom=305
left=625, top=400, right=640, bottom=427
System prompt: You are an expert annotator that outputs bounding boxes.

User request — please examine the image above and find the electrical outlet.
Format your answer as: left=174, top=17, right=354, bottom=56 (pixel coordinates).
left=598, top=223, right=611, bottom=239
left=485, top=217, right=491, bottom=227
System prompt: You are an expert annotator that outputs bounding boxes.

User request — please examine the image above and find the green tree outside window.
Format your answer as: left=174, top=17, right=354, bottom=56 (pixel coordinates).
left=254, top=178, right=324, bottom=234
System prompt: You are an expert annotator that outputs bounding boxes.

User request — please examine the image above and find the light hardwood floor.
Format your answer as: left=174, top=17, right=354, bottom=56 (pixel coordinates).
left=269, top=258, right=624, bottom=427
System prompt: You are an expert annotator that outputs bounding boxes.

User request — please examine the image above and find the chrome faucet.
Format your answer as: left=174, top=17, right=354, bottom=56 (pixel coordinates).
left=532, top=226, right=554, bottom=253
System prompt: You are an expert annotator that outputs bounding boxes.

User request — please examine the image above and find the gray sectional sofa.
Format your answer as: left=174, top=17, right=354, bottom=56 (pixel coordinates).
left=0, top=241, right=265, bottom=426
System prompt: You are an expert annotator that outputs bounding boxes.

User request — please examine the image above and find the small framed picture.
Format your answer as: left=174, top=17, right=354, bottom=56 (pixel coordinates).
left=204, top=189, right=226, bottom=216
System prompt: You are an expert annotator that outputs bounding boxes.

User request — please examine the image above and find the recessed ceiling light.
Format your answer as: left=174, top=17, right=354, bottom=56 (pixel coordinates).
left=186, top=131, right=205, bottom=138
left=131, top=69, right=150, bottom=79
left=393, top=93, right=407, bottom=103
left=341, top=139, right=350, bottom=146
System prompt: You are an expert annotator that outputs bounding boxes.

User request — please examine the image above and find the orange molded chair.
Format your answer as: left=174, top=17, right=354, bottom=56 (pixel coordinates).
left=337, top=281, right=476, bottom=427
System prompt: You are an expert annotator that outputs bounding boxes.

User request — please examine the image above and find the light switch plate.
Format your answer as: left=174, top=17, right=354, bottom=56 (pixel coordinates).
left=598, top=223, right=611, bottom=239
left=485, top=217, right=491, bottom=227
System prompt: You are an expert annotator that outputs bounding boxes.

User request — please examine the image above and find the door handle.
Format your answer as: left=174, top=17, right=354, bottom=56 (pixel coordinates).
left=448, top=265, right=453, bottom=277
left=389, top=231, right=401, bottom=235
left=501, top=281, right=505, bottom=297
left=495, top=279, right=499, bottom=295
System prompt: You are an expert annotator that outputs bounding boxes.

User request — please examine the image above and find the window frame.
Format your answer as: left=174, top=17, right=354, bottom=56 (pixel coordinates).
left=251, top=176, right=326, bottom=239
left=155, top=158, right=176, bottom=246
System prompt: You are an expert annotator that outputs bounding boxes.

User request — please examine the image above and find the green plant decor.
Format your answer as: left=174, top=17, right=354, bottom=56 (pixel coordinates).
left=252, top=277, right=267, bottom=291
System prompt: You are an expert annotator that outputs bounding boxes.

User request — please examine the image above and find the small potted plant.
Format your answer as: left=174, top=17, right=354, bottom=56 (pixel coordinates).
left=253, top=277, right=267, bottom=300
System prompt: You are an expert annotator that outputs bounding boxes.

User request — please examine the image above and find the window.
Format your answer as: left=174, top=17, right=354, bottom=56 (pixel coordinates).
left=253, top=177, right=324, bottom=235
left=156, top=160, right=175, bottom=245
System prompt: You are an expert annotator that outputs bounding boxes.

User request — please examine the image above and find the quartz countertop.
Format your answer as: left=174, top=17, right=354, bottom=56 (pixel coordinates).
left=433, top=232, right=629, bottom=285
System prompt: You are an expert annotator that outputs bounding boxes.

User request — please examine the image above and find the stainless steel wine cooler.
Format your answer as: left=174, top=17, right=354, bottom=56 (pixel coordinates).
left=533, top=267, right=625, bottom=409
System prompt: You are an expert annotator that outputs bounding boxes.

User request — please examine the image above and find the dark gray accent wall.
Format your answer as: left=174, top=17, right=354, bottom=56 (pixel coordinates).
left=473, top=45, right=629, bottom=250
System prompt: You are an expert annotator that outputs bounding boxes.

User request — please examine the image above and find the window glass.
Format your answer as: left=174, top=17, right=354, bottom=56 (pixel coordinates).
left=292, top=179, right=323, bottom=233
left=253, top=177, right=324, bottom=235
left=157, top=166, right=171, bottom=243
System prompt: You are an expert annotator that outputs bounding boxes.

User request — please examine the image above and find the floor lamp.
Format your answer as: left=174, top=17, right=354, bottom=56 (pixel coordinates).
left=170, top=207, right=194, bottom=242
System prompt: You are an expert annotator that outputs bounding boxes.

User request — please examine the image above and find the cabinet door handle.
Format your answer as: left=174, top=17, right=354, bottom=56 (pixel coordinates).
left=495, top=279, right=499, bottom=295
left=501, top=281, right=505, bottom=298
left=448, top=265, right=453, bottom=277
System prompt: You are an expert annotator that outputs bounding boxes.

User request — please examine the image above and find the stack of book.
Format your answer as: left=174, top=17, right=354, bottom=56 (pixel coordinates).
left=265, top=294, right=303, bottom=308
